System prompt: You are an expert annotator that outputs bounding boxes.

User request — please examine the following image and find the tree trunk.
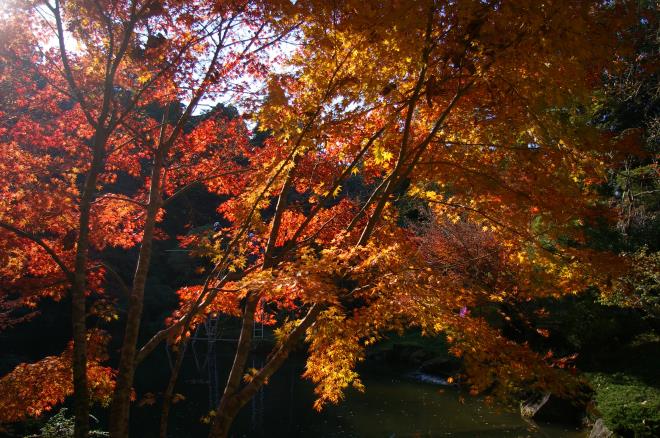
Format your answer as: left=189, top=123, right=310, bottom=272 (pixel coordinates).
left=159, top=342, right=186, bottom=438
left=207, top=294, right=259, bottom=437
left=208, top=395, right=242, bottom=438
left=208, top=303, right=322, bottom=438
left=109, top=145, right=166, bottom=437
left=72, top=134, right=107, bottom=438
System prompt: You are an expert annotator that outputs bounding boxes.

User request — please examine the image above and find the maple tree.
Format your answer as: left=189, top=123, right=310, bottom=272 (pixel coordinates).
left=0, top=330, right=114, bottom=424
left=0, top=0, right=645, bottom=437
left=0, top=0, right=290, bottom=437
left=153, top=1, right=637, bottom=436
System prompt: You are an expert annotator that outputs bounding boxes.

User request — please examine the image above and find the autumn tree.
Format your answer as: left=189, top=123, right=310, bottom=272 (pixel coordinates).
left=130, top=1, right=637, bottom=437
left=0, top=1, right=294, bottom=437
left=0, top=0, right=643, bottom=437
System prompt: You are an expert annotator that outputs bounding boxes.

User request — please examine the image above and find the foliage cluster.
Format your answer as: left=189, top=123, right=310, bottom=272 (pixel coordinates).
left=25, top=409, right=109, bottom=438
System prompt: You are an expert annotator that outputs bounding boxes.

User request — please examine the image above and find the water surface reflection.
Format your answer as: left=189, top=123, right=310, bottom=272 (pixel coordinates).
left=156, top=348, right=586, bottom=438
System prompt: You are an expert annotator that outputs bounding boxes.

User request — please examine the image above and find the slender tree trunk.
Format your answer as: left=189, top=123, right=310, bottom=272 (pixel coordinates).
left=208, top=396, right=242, bottom=438
left=207, top=141, right=310, bottom=437
left=109, top=144, right=166, bottom=437
left=159, top=342, right=186, bottom=438
left=208, top=303, right=322, bottom=437
left=211, top=294, right=260, bottom=426
left=206, top=293, right=259, bottom=437
left=72, top=133, right=107, bottom=438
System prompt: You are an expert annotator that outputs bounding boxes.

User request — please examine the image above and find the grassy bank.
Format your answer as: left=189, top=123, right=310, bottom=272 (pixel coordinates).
left=584, top=331, right=660, bottom=438
left=587, top=372, right=659, bottom=437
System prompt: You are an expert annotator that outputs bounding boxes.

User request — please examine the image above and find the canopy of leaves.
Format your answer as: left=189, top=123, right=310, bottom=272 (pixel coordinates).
left=0, top=0, right=649, bottom=426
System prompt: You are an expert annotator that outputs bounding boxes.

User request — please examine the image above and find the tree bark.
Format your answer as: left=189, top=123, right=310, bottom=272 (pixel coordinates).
left=159, top=341, right=186, bottom=438
left=72, top=132, right=107, bottom=438
left=209, top=293, right=260, bottom=432
left=208, top=303, right=322, bottom=438
left=109, top=143, right=166, bottom=437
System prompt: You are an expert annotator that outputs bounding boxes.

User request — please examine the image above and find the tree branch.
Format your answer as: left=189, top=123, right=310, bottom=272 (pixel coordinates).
left=0, top=220, right=73, bottom=281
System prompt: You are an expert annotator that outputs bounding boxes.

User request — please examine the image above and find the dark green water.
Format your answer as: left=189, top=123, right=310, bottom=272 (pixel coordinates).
left=134, top=347, right=586, bottom=438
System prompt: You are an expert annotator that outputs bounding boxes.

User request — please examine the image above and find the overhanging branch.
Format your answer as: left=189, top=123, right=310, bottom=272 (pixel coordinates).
left=0, top=220, right=73, bottom=281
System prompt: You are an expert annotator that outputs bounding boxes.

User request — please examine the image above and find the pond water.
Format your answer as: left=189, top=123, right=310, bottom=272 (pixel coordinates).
left=132, top=344, right=587, bottom=438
